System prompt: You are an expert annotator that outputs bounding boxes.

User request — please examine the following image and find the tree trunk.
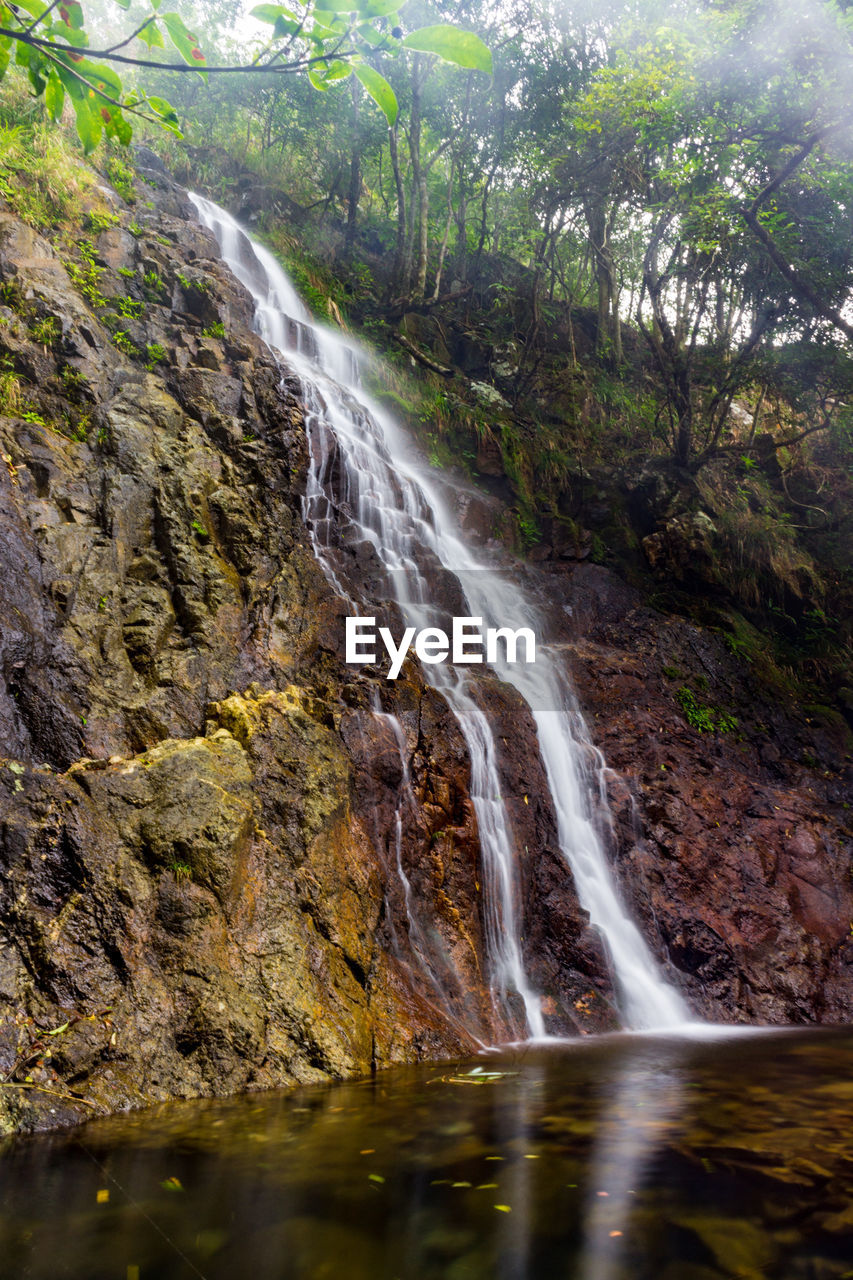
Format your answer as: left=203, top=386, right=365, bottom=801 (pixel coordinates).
left=344, top=78, right=361, bottom=259
left=403, top=54, right=424, bottom=294
left=389, top=124, right=407, bottom=290
left=414, top=169, right=430, bottom=300
left=584, top=193, right=621, bottom=363
left=431, top=162, right=455, bottom=301
left=454, top=179, right=469, bottom=283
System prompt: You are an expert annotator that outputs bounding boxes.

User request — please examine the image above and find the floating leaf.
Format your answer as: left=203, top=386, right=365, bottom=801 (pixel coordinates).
left=161, top=1176, right=183, bottom=1192
left=368, top=1173, right=385, bottom=1184
left=494, top=1204, right=512, bottom=1213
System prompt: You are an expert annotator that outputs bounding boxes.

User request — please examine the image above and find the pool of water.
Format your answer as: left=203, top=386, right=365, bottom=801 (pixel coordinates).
left=2, top=1027, right=852, bottom=1279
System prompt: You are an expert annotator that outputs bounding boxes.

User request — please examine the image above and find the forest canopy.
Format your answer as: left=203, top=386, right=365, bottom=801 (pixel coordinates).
left=1, top=0, right=852, bottom=477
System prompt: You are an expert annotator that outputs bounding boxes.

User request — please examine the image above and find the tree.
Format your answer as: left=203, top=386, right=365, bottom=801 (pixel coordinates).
left=565, top=0, right=853, bottom=467
left=0, top=0, right=491, bottom=152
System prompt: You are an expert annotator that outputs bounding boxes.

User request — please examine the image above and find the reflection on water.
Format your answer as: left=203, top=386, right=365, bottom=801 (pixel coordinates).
left=2, top=1028, right=853, bottom=1279
left=578, top=1043, right=687, bottom=1280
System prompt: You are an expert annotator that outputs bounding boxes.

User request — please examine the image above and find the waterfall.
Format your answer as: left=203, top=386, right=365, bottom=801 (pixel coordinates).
left=189, top=193, right=689, bottom=1036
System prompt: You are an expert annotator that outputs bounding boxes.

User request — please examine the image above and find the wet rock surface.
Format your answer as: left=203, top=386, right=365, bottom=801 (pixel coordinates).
left=536, top=562, right=853, bottom=1025
left=0, top=164, right=481, bottom=1133
left=1, top=156, right=851, bottom=1136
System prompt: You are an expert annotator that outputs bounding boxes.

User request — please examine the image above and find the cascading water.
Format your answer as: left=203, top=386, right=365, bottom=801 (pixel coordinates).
left=189, top=192, right=689, bottom=1036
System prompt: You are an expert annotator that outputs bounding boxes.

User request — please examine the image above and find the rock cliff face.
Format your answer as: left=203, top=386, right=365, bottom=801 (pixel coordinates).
left=1, top=152, right=851, bottom=1134
left=0, top=154, right=484, bottom=1134
left=525, top=562, right=853, bottom=1023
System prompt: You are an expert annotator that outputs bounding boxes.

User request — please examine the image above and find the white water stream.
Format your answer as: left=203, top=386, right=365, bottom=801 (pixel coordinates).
left=189, top=193, right=689, bottom=1036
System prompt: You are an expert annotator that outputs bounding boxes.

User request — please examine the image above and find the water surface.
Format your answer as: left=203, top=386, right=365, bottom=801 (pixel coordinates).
left=2, top=1028, right=852, bottom=1278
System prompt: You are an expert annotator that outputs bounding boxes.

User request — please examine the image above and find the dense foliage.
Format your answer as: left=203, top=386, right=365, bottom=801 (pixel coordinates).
left=115, top=0, right=853, bottom=456
left=0, top=0, right=489, bottom=149
left=0, top=0, right=851, bottom=697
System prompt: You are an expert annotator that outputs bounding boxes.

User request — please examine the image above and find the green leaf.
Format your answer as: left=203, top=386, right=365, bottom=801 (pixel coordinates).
left=249, top=3, right=297, bottom=24
left=27, top=59, right=46, bottom=95
left=103, top=104, right=132, bottom=146
left=147, top=94, right=180, bottom=126
left=58, top=1, right=85, bottom=29
left=356, top=22, right=385, bottom=44
left=354, top=61, right=397, bottom=124
left=44, top=69, right=65, bottom=120
left=312, top=11, right=347, bottom=33
left=8, top=0, right=50, bottom=18
left=272, top=15, right=298, bottom=39
left=146, top=95, right=182, bottom=135
left=72, top=95, right=103, bottom=153
left=320, top=58, right=352, bottom=83
left=47, top=23, right=88, bottom=47
left=160, top=11, right=207, bottom=79
left=306, top=57, right=354, bottom=89
left=112, top=0, right=131, bottom=9
left=60, top=54, right=122, bottom=97
left=402, top=24, right=492, bottom=73
left=359, top=0, right=400, bottom=16
left=137, top=19, right=164, bottom=49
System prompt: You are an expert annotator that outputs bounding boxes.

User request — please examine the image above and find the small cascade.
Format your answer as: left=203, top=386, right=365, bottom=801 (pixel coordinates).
left=190, top=192, right=690, bottom=1036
